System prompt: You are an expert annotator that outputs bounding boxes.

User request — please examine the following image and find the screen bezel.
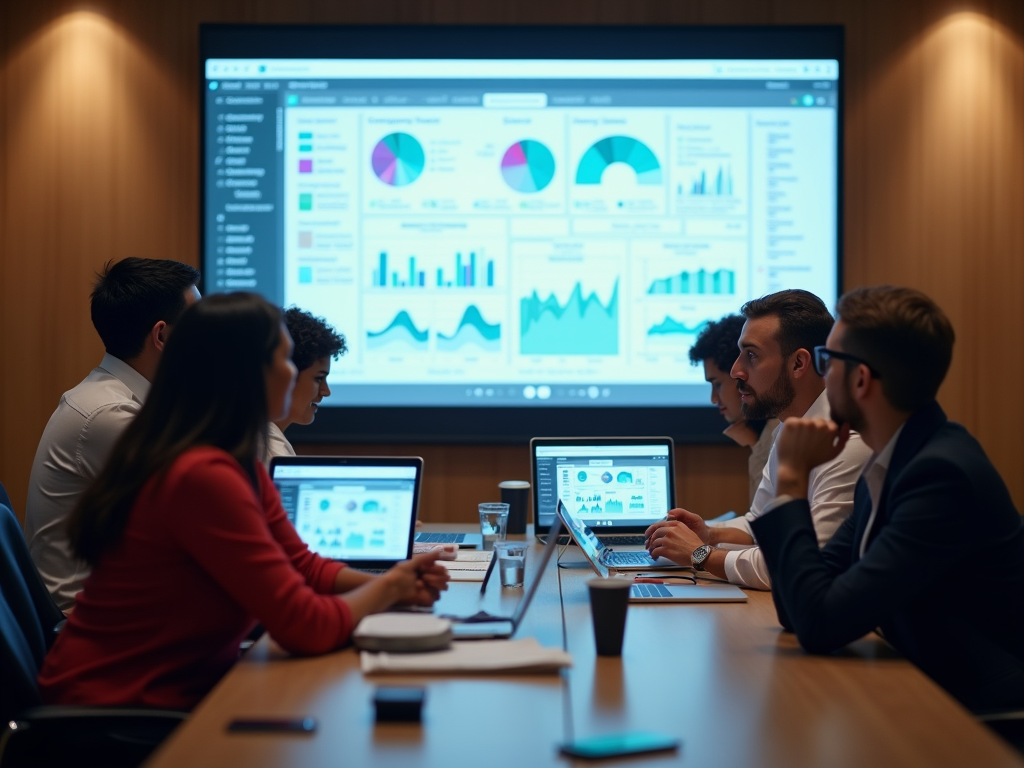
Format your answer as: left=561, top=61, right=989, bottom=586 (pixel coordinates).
left=201, top=24, right=845, bottom=446
left=531, top=435, right=676, bottom=535
left=268, top=455, right=422, bottom=566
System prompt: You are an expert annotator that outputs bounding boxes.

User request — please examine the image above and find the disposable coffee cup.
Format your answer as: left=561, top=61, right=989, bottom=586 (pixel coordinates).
left=499, top=480, right=530, bottom=535
left=588, top=578, right=631, bottom=656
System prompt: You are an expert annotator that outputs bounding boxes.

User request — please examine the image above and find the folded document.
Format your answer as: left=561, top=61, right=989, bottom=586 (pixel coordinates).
left=361, top=637, right=572, bottom=674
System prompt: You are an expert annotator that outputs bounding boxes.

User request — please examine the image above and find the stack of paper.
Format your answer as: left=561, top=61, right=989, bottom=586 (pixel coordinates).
left=437, top=550, right=494, bottom=582
left=361, top=637, right=572, bottom=674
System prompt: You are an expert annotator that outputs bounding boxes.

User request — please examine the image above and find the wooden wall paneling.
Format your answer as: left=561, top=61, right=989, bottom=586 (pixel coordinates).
left=3, top=0, right=1024, bottom=521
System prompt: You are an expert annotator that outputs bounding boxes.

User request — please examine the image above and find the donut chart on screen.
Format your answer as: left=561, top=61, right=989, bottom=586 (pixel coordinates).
left=371, top=133, right=425, bottom=186
left=575, top=135, right=663, bottom=185
left=500, top=140, right=556, bottom=193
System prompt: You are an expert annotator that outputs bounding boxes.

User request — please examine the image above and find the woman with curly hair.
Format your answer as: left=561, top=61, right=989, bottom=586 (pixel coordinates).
left=265, top=307, right=347, bottom=462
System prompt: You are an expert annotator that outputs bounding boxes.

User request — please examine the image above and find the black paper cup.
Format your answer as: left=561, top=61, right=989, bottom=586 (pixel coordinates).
left=499, top=480, right=530, bottom=535
left=588, top=578, right=631, bottom=656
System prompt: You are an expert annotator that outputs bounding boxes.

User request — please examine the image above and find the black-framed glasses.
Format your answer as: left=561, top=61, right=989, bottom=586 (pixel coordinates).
left=813, top=346, right=882, bottom=378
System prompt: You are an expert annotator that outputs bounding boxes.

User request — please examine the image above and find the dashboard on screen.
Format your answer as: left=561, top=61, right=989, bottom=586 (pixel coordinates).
left=201, top=26, right=842, bottom=443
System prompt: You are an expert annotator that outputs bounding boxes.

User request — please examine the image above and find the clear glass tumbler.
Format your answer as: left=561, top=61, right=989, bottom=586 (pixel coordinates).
left=478, top=502, right=509, bottom=551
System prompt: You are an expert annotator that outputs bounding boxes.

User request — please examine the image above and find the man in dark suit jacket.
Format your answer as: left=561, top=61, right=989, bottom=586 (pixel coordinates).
left=750, top=286, right=1024, bottom=713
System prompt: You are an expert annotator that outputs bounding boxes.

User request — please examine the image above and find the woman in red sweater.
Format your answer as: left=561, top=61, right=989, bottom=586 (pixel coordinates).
left=38, top=292, right=449, bottom=710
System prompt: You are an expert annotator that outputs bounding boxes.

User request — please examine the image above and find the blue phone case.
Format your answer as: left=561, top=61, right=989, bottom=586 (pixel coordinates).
left=559, top=732, right=680, bottom=759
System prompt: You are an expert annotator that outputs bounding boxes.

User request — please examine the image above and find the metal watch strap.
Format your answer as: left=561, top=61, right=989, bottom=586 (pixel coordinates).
left=691, top=544, right=713, bottom=572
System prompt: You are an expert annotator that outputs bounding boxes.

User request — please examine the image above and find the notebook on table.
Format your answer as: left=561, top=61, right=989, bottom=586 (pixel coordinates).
left=532, top=437, right=675, bottom=547
left=270, top=456, right=421, bottom=571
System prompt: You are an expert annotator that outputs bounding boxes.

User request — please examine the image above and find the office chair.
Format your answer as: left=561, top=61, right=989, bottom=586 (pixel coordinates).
left=0, top=503, right=187, bottom=768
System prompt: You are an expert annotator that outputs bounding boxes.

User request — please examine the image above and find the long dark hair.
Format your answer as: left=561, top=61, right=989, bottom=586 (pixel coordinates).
left=69, top=292, right=282, bottom=565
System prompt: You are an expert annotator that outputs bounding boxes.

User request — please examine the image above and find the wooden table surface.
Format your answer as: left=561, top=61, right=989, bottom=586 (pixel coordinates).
left=145, top=527, right=1024, bottom=768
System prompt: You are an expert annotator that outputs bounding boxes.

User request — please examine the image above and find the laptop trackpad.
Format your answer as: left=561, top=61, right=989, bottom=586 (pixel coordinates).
left=451, top=621, right=514, bottom=639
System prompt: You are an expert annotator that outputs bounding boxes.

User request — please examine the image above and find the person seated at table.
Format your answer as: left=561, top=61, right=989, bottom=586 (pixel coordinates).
left=750, top=285, right=1024, bottom=712
left=26, top=257, right=201, bottom=612
left=38, top=292, right=449, bottom=710
left=264, top=307, right=347, bottom=463
left=646, top=290, right=872, bottom=589
left=689, top=313, right=778, bottom=504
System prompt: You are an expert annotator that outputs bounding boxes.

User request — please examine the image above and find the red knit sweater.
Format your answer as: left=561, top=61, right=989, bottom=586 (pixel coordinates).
left=38, top=447, right=351, bottom=709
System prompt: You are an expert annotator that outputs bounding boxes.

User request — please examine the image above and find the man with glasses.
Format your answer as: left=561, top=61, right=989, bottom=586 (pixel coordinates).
left=749, top=286, right=1024, bottom=712
left=647, top=290, right=872, bottom=590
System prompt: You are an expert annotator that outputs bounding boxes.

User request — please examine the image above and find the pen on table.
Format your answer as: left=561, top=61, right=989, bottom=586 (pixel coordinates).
left=479, top=550, right=497, bottom=593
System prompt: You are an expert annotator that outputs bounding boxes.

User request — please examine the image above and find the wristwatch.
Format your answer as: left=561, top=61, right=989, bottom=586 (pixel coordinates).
left=691, top=544, right=713, bottom=572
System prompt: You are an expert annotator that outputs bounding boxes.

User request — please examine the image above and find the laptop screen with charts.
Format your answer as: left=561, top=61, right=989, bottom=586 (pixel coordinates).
left=270, top=456, right=421, bottom=570
left=556, top=499, right=683, bottom=573
left=532, top=437, right=675, bottom=536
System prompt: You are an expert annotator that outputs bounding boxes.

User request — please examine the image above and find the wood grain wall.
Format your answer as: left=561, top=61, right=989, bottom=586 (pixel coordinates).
left=2, top=0, right=1023, bottom=524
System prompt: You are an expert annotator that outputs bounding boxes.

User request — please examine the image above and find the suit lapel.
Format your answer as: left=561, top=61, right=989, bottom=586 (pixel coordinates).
left=861, top=401, right=948, bottom=553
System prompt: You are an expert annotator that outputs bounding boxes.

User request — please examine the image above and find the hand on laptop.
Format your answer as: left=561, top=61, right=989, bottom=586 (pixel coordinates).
left=387, top=551, right=451, bottom=607
left=645, top=508, right=709, bottom=548
left=645, top=519, right=705, bottom=567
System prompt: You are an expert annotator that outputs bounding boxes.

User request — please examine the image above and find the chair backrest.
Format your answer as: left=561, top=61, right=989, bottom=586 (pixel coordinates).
left=0, top=479, right=12, bottom=513
left=0, top=503, right=66, bottom=720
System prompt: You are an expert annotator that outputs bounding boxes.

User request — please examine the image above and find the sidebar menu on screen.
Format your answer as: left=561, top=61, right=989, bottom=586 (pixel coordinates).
left=204, top=83, right=282, bottom=302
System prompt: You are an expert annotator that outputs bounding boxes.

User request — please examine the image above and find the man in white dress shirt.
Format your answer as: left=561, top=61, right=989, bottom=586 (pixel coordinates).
left=25, top=258, right=201, bottom=611
left=646, top=290, right=872, bottom=590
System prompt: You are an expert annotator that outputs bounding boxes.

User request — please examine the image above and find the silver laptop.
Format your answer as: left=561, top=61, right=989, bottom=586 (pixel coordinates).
left=556, top=499, right=684, bottom=571
left=532, top=437, right=675, bottom=547
left=446, top=517, right=564, bottom=640
left=557, top=501, right=747, bottom=603
left=270, top=456, right=421, bottom=571
left=414, top=530, right=482, bottom=549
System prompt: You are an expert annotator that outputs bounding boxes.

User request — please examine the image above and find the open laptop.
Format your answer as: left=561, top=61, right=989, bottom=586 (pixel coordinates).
left=414, top=530, right=482, bottom=549
left=532, top=437, right=675, bottom=547
left=270, top=456, right=421, bottom=571
left=556, top=500, right=683, bottom=571
left=445, top=517, right=564, bottom=640
left=557, top=501, right=746, bottom=604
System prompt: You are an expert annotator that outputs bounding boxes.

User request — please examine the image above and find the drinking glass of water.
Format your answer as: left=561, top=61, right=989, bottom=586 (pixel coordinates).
left=495, top=541, right=527, bottom=588
left=478, top=503, right=509, bottom=551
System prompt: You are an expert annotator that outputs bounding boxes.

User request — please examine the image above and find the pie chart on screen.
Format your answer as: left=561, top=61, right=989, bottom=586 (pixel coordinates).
left=372, top=133, right=425, bottom=186
left=501, top=140, right=556, bottom=193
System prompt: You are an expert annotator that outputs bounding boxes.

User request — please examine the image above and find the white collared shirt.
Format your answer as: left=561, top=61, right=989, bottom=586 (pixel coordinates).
left=859, top=424, right=905, bottom=558
left=25, top=354, right=150, bottom=611
left=711, top=389, right=873, bottom=590
left=262, top=422, right=296, bottom=468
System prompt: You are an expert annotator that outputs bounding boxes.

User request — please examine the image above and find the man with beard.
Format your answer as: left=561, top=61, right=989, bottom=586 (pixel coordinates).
left=688, top=314, right=779, bottom=504
left=646, top=289, right=872, bottom=590
left=746, top=286, right=1024, bottom=714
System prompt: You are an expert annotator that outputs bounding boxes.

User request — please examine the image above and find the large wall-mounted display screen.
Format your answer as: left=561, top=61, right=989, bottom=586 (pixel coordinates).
left=201, top=26, right=842, bottom=442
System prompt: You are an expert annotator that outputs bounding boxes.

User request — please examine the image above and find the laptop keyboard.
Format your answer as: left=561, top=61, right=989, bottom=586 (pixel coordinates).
left=415, top=532, right=466, bottom=544
left=633, top=583, right=673, bottom=598
left=598, top=535, right=647, bottom=546
left=608, top=551, right=654, bottom=566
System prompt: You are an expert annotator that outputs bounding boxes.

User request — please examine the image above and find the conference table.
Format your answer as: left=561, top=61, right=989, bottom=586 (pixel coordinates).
left=145, top=526, right=1024, bottom=768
